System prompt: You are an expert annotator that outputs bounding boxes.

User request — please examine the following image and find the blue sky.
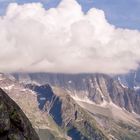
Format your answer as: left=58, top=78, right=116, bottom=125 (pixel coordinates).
left=0, top=0, right=140, bottom=30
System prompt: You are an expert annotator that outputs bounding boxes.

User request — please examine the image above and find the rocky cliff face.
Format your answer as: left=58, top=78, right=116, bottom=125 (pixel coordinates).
left=117, top=68, right=140, bottom=89
left=14, top=73, right=140, bottom=114
left=0, top=88, right=39, bottom=140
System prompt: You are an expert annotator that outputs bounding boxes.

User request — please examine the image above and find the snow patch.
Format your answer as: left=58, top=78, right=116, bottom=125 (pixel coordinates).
left=118, top=77, right=128, bottom=88
left=71, top=94, right=94, bottom=105
left=68, top=80, right=72, bottom=84
left=3, top=84, right=14, bottom=90
left=71, top=94, right=108, bottom=107
left=40, top=97, right=46, bottom=100
left=134, top=86, right=140, bottom=90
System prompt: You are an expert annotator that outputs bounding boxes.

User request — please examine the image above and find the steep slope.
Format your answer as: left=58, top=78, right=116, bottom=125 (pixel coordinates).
left=0, top=88, right=39, bottom=140
left=74, top=98, right=140, bottom=140
left=0, top=74, right=68, bottom=140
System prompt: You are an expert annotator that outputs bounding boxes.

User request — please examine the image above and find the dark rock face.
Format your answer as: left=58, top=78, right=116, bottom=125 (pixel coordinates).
left=0, top=88, right=39, bottom=140
left=26, top=84, right=55, bottom=110
left=67, top=127, right=88, bottom=140
left=26, top=84, right=63, bottom=126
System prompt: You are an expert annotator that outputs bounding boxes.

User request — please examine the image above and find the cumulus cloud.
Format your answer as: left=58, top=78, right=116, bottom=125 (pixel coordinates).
left=0, top=0, right=140, bottom=74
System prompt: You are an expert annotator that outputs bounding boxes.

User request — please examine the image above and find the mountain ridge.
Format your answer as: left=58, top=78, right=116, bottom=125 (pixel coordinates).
left=13, top=73, right=140, bottom=114
left=2, top=72, right=140, bottom=140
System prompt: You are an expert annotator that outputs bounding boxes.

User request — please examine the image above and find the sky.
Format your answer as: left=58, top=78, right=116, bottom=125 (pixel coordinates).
left=0, top=0, right=140, bottom=30
left=0, top=0, right=140, bottom=74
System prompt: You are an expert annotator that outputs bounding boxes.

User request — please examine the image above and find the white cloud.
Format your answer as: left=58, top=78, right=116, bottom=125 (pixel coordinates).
left=0, top=0, right=140, bottom=74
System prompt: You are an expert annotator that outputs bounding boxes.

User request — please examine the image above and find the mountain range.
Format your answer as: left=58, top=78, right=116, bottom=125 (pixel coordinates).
left=0, top=71, right=140, bottom=140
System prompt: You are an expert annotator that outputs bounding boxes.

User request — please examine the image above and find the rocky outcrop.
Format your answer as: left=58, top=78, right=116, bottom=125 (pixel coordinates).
left=91, top=74, right=140, bottom=114
left=0, top=88, right=39, bottom=140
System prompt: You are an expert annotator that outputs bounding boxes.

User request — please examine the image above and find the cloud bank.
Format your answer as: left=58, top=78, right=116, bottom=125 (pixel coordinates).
left=0, top=0, right=140, bottom=74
